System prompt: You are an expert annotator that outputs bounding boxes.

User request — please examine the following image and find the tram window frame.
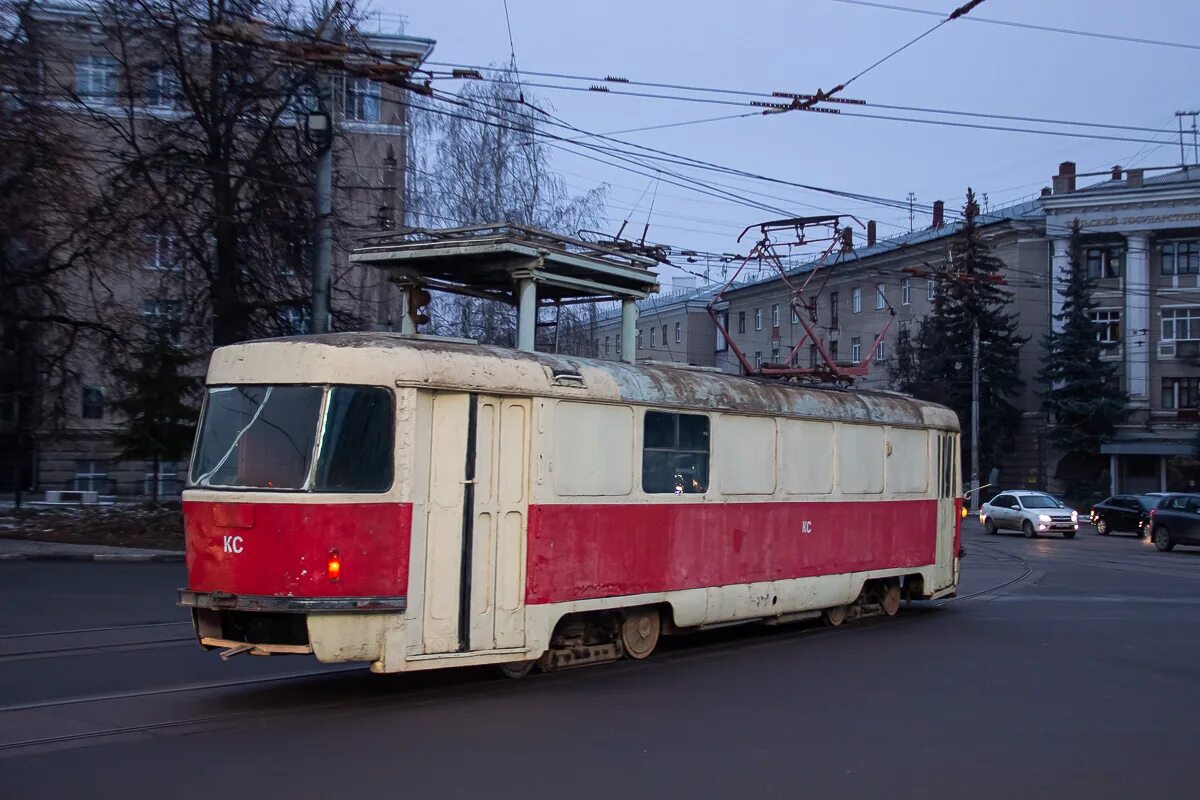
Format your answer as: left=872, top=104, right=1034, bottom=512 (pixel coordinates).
left=642, top=410, right=710, bottom=495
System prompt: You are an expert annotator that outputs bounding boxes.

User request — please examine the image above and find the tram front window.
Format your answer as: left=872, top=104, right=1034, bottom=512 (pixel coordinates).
left=189, top=385, right=393, bottom=492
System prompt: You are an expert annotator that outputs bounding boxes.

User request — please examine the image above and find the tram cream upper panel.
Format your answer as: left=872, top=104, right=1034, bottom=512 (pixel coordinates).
left=205, top=333, right=959, bottom=431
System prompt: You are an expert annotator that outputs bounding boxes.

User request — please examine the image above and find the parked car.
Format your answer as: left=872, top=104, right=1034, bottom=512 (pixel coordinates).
left=1146, top=494, right=1200, bottom=551
left=980, top=490, right=1080, bottom=538
left=1090, top=494, right=1159, bottom=536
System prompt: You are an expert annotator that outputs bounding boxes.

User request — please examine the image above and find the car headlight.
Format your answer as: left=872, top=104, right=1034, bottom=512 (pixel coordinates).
left=1037, top=514, right=1052, bottom=523
left=1071, top=510, right=1078, bottom=522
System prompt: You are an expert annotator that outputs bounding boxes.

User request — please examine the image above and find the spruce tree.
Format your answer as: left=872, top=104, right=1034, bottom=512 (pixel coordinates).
left=111, top=332, right=202, bottom=505
left=892, top=188, right=1027, bottom=484
left=1038, top=220, right=1128, bottom=492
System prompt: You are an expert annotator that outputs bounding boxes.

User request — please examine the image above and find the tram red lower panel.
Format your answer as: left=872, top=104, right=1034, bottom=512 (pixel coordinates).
left=526, top=499, right=938, bottom=604
left=184, top=501, right=412, bottom=597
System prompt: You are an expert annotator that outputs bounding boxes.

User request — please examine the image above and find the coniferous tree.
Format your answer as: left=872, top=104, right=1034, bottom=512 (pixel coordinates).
left=110, top=332, right=202, bottom=505
left=891, top=188, right=1026, bottom=484
left=1038, top=220, right=1128, bottom=492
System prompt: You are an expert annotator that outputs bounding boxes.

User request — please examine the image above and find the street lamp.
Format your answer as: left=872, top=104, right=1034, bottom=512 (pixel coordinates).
left=305, top=109, right=332, bottom=153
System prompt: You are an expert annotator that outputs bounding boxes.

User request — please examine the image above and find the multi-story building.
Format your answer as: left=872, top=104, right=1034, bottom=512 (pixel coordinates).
left=1043, top=162, right=1200, bottom=493
left=3, top=2, right=435, bottom=499
left=598, top=161, right=1200, bottom=494
left=593, top=279, right=720, bottom=367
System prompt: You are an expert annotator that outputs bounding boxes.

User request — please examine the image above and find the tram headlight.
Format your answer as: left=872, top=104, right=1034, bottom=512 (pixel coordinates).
left=327, top=549, right=341, bottom=582
left=1037, top=514, right=1052, bottom=523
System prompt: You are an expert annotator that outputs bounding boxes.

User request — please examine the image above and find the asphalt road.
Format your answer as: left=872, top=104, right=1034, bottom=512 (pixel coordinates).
left=2, top=522, right=1199, bottom=798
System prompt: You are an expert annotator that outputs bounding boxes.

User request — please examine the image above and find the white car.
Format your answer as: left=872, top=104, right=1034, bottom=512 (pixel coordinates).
left=980, top=490, right=1079, bottom=539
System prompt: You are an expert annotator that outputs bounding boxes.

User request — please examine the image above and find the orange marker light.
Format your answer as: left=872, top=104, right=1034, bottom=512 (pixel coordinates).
left=327, top=549, right=341, bottom=582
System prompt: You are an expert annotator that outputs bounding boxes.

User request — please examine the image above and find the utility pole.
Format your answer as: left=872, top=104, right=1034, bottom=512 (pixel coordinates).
left=906, top=192, right=916, bottom=233
left=312, top=100, right=333, bottom=334
left=970, top=318, right=981, bottom=515
left=1175, top=111, right=1198, bottom=167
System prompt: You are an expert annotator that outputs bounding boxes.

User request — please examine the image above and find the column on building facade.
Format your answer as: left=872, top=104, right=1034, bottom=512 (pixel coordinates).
left=1049, top=237, right=1071, bottom=331
left=1124, top=232, right=1150, bottom=404
left=1110, top=453, right=1119, bottom=496
left=620, top=299, right=638, bottom=363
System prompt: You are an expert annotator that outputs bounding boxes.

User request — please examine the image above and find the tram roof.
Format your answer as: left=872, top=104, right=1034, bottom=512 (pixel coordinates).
left=207, top=333, right=959, bottom=431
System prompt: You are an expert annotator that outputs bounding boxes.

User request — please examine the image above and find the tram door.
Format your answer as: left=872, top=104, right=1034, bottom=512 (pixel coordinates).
left=423, top=392, right=530, bottom=654
left=933, top=431, right=959, bottom=590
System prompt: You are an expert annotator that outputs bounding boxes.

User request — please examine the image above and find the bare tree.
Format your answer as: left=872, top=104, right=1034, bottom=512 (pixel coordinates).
left=57, top=0, right=377, bottom=350
left=407, top=69, right=607, bottom=349
left=0, top=1, right=136, bottom=503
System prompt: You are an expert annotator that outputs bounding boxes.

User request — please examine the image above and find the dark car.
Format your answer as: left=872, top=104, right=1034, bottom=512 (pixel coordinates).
left=1146, top=494, right=1200, bottom=551
left=1090, top=494, right=1158, bottom=537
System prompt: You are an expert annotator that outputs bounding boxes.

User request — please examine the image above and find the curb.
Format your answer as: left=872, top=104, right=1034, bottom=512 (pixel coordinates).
left=0, top=552, right=184, bottom=563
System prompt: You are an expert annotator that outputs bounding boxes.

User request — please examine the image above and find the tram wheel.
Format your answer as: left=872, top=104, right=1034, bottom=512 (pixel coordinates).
left=496, top=659, right=537, bottom=679
left=881, top=583, right=902, bottom=617
left=620, top=608, right=661, bottom=659
left=822, top=605, right=848, bottom=627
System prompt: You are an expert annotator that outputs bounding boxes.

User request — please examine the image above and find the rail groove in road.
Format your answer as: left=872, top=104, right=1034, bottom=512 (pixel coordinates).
left=0, top=545, right=1038, bottom=758
left=0, top=621, right=190, bottom=641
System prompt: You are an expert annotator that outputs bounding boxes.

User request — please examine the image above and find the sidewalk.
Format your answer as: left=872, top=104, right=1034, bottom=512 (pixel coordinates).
left=0, top=538, right=184, bottom=562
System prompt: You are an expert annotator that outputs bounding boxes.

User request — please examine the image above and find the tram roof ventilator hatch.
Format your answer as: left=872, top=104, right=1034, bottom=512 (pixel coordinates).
left=350, top=223, right=664, bottom=362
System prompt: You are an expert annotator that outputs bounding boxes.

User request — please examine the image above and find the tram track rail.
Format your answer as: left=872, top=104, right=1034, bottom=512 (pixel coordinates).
left=0, top=541, right=1041, bottom=757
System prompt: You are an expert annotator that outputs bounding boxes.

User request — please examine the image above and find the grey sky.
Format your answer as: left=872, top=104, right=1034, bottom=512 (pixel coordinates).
left=380, top=0, right=1199, bottom=281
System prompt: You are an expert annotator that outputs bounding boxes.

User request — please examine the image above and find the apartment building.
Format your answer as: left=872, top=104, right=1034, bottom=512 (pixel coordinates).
left=3, top=2, right=435, bottom=498
left=593, top=279, right=719, bottom=367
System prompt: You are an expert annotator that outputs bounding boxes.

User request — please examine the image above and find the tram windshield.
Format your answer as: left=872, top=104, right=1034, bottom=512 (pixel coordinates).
left=189, top=384, right=393, bottom=492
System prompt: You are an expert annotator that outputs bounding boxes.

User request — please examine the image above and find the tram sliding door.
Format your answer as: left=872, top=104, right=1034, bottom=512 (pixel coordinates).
left=422, top=392, right=530, bottom=655
left=933, top=431, right=959, bottom=591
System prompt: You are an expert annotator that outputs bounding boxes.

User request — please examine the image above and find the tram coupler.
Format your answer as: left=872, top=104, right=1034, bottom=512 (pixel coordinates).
left=218, top=643, right=255, bottom=661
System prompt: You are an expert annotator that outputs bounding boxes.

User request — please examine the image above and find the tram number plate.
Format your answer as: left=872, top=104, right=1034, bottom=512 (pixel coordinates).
left=223, top=535, right=245, bottom=554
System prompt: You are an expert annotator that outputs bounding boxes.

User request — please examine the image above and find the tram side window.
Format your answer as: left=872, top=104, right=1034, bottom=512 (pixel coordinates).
left=643, top=411, right=709, bottom=494
left=313, top=386, right=394, bottom=492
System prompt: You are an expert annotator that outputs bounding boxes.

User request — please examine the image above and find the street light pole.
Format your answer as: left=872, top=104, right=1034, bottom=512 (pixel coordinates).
left=970, top=318, right=981, bottom=514
left=309, top=103, right=333, bottom=335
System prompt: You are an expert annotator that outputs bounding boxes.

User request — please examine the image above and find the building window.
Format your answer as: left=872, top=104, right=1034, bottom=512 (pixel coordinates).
left=1086, top=246, right=1123, bottom=279
left=143, top=298, right=182, bottom=343
left=637, top=329, right=644, bottom=349
left=809, top=344, right=818, bottom=368
left=279, top=305, right=310, bottom=335
left=661, top=325, right=668, bottom=346
left=790, top=305, right=800, bottom=325
left=716, top=313, right=728, bottom=352
left=771, top=304, right=780, bottom=328
left=901, top=277, right=911, bottom=305
left=830, top=341, right=839, bottom=362
left=604, top=336, right=611, bottom=355
left=343, top=78, right=381, bottom=122
left=144, top=232, right=179, bottom=271
left=674, top=322, right=681, bottom=344
left=754, top=351, right=763, bottom=369
left=81, top=387, right=104, bottom=419
left=1162, top=377, right=1200, bottom=410
left=616, top=333, right=622, bottom=353
left=75, top=460, right=109, bottom=492
left=144, top=461, right=181, bottom=496
left=754, top=308, right=762, bottom=331
left=76, top=54, right=117, bottom=101
left=737, top=311, right=746, bottom=334
left=927, top=279, right=936, bottom=301
left=852, top=287, right=862, bottom=314
left=875, top=283, right=886, bottom=309
left=145, top=65, right=180, bottom=109
left=1091, top=310, right=1121, bottom=344
left=1162, top=307, right=1200, bottom=341
left=642, top=410, right=709, bottom=494
left=1161, top=241, right=1200, bottom=276
left=874, top=339, right=886, bottom=362
left=851, top=337, right=862, bottom=363
left=830, top=291, right=839, bottom=329
left=649, top=327, right=656, bottom=348
left=771, top=346, right=780, bottom=363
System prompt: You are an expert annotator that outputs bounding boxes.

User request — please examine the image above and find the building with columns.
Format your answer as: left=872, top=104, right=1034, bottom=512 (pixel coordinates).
left=1043, top=163, right=1200, bottom=494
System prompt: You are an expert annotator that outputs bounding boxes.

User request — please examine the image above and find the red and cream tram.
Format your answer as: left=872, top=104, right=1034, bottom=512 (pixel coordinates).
left=180, top=333, right=962, bottom=675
